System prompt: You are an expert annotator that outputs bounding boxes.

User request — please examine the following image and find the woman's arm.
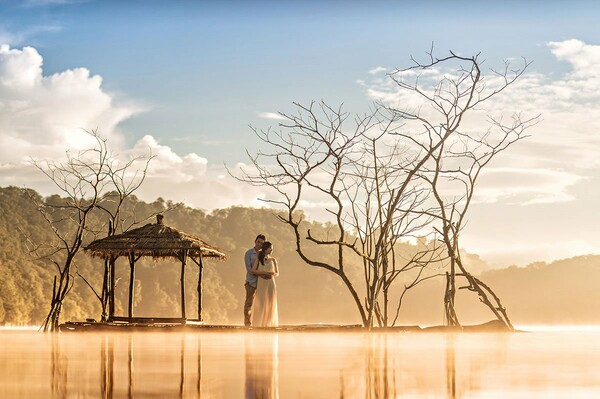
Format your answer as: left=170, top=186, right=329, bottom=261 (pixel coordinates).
left=273, top=258, right=279, bottom=277
left=251, top=257, right=272, bottom=277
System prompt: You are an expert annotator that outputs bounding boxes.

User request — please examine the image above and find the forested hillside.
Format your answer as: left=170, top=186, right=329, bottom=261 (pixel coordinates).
left=1, top=185, right=598, bottom=327
left=387, top=254, right=600, bottom=326
left=0, top=185, right=366, bottom=326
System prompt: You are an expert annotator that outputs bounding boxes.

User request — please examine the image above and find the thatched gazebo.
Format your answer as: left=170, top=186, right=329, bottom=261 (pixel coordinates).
left=84, top=214, right=226, bottom=324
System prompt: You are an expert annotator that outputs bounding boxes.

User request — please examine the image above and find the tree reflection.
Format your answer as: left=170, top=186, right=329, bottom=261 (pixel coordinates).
left=179, top=335, right=185, bottom=397
left=128, top=335, right=134, bottom=399
left=446, top=334, right=456, bottom=399
left=338, top=334, right=397, bottom=398
left=51, top=334, right=68, bottom=399
left=197, top=334, right=203, bottom=397
left=100, top=335, right=114, bottom=399
left=365, top=334, right=396, bottom=399
left=245, top=333, right=279, bottom=399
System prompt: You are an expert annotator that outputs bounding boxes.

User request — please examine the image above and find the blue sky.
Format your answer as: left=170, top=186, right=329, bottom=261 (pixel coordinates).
left=2, top=0, right=593, bottom=158
left=1, top=0, right=600, bottom=266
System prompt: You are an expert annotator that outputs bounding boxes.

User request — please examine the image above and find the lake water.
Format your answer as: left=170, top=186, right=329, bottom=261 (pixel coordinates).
left=1, top=327, right=600, bottom=398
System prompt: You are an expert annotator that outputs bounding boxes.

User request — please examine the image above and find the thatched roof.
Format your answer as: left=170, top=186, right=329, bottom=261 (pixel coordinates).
left=84, top=215, right=226, bottom=260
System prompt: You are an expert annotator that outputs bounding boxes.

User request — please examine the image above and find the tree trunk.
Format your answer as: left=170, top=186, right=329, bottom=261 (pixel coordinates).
left=444, top=271, right=460, bottom=327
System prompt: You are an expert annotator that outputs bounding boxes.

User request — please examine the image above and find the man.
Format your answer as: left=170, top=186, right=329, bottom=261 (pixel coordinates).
left=244, top=234, right=272, bottom=326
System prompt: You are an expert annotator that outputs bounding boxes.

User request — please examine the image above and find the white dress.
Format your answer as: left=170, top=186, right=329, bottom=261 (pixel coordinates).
left=252, top=259, right=279, bottom=327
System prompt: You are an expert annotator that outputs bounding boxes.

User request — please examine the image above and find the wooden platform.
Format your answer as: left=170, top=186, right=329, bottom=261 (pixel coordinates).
left=59, top=321, right=368, bottom=332
left=58, top=319, right=513, bottom=333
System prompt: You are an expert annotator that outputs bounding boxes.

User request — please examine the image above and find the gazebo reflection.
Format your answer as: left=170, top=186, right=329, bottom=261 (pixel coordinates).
left=95, top=334, right=203, bottom=399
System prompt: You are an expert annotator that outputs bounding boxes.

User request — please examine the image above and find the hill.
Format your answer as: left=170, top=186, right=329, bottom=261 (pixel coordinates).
left=0, top=185, right=598, bottom=327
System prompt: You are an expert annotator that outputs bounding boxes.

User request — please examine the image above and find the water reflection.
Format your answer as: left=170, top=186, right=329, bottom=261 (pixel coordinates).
left=1, top=329, right=597, bottom=397
left=361, top=334, right=396, bottom=399
left=178, top=335, right=184, bottom=397
left=446, top=334, right=456, bottom=399
left=128, top=335, right=134, bottom=398
left=94, top=334, right=202, bottom=398
left=196, top=335, right=203, bottom=396
left=100, top=336, right=114, bottom=399
left=245, top=333, right=279, bottom=399
left=51, top=334, right=68, bottom=399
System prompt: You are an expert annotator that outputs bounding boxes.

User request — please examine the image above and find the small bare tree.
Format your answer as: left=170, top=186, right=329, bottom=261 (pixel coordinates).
left=77, top=152, right=154, bottom=322
left=27, top=130, right=152, bottom=331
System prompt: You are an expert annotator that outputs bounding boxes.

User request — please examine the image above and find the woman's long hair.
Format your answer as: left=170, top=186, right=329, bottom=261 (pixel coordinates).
left=257, top=241, right=272, bottom=265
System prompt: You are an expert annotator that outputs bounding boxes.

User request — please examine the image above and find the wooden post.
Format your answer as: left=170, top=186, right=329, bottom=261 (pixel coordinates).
left=109, top=256, right=116, bottom=320
left=102, top=258, right=110, bottom=322
left=102, top=220, right=114, bottom=323
left=128, top=252, right=135, bottom=319
left=197, top=255, right=204, bottom=322
left=181, top=250, right=187, bottom=320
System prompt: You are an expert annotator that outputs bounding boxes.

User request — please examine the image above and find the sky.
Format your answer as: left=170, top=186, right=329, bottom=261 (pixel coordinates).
left=0, top=0, right=599, bottom=267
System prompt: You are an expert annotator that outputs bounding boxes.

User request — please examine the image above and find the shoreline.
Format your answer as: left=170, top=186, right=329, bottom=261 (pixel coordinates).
left=58, top=319, right=514, bottom=333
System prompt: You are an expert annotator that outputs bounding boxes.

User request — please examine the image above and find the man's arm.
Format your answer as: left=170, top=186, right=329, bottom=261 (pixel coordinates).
left=244, top=250, right=252, bottom=270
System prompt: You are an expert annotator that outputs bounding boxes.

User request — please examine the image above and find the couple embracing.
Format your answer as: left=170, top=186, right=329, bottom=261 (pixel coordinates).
left=244, top=234, right=279, bottom=327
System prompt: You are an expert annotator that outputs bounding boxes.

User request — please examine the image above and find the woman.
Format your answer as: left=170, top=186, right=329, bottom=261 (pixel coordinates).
left=251, top=241, right=279, bottom=327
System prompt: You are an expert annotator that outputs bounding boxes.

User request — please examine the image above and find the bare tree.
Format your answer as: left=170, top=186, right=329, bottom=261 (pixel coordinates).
left=423, top=114, right=538, bottom=328
left=27, top=130, right=152, bottom=331
left=238, top=48, right=537, bottom=329
left=344, top=132, right=446, bottom=326
left=386, top=49, right=540, bottom=329
left=77, top=151, right=154, bottom=322
left=235, top=102, right=445, bottom=327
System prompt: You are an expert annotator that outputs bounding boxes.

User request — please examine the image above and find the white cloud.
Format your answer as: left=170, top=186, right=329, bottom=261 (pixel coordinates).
left=258, top=111, right=286, bottom=121
left=362, top=40, right=600, bottom=206
left=169, top=136, right=238, bottom=146
left=0, top=44, right=135, bottom=166
left=4, top=39, right=600, bottom=234
left=0, top=44, right=263, bottom=211
left=474, top=168, right=583, bottom=205
left=0, top=30, right=19, bottom=46
left=548, top=39, right=600, bottom=77
left=0, top=43, right=140, bottom=198
left=0, top=25, right=62, bottom=47
left=368, top=66, right=387, bottom=75
left=132, top=150, right=266, bottom=210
